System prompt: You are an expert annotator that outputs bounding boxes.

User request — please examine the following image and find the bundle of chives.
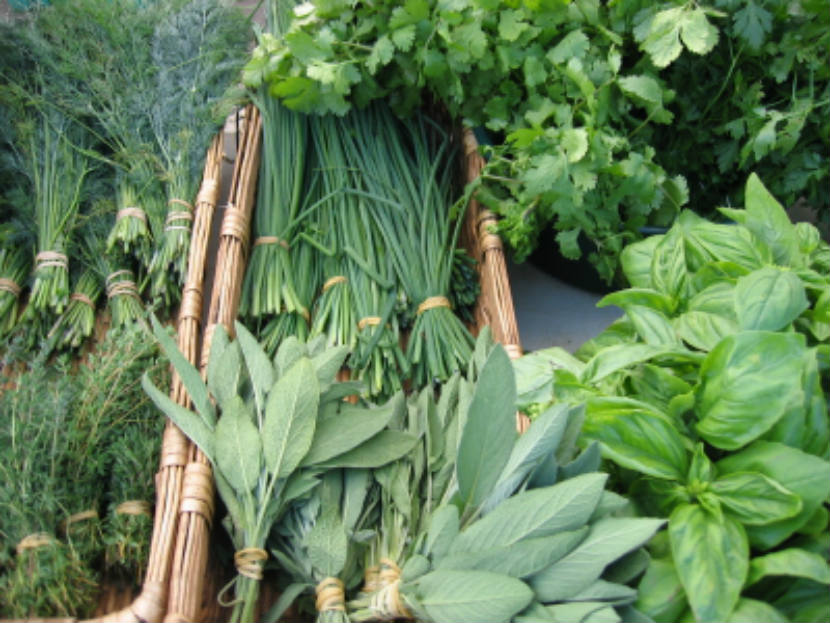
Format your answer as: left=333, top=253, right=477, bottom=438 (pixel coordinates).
left=346, top=105, right=473, bottom=385
left=0, top=244, right=29, bottom=337
left=239, top=91, right=308, bottom=319
left=48, top=268, right=101, bottom=350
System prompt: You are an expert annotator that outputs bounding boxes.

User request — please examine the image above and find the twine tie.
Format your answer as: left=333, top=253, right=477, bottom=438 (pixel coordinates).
left=35, top=251, right=68, bottom=271
left=115, top=500, right=152, bottom=517
left=322, top=275, right=347, bottom=293
left=253, top=236, right=289, bottom=249
left=417, top=295, right=451, bottom=315
left=116, top=207, right=147, bottom=224
left=358, top=316, right=382, bottom=330
left=234, top=547, right=268, bottom=581
left=0, top=278, right=22, bottom=297
left=315, top=577, right=346, bottom=613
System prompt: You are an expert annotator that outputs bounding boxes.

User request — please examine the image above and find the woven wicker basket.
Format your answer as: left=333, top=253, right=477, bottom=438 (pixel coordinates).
left=18, top=106, right=524, bottom=622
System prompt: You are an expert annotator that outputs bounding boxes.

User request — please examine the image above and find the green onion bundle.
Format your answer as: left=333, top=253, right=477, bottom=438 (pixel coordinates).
left=24, top=113, right=91, bottom=318
left=148, top=0, right=249, bottom=304
left=48, top=268, right=101, bottom=350
left=240, top=93, right=309, bottom=319
left=347, top=105, right=473, bottom=385
left=0, top=244, right=29, bottom=336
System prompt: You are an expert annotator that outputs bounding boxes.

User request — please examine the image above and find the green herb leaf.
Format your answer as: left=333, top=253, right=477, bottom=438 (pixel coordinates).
left=710, top=471, right=802, bottom=526
left=734, top=267, right=808, bottom=331
left=746, top=548, right=830, bottom=587
left=215, top=396, right=261, bottom=495
left=314, top=430, right=419, bottom=468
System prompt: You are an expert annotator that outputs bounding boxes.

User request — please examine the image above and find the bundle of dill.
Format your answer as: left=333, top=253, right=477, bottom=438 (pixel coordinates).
left=0, top=238, right=30, bottom=337
left=148, top=0, right=249, bottom=304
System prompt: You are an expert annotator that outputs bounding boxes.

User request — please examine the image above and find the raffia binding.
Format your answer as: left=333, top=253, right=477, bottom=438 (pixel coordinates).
left=417, top=295, right=451, bottom=315
left=130, top=580, right=166, bottom=623
left=220, top=204, right=251, bottom=248
left=168, top=198, right=194, bottom=211
left=161, top=424, right=189, bottom=468
left=116, top=207, right=147, bottom=224
left=322, top=275, right=347, bottom=292
left=115, top=500, right=152, bottom=517
left=504, top=343, right=522, bottom=359
left=164, top=211, right=194, bottom=233
left=367, top=558, right=413, bottom=620
left=315, top=577, right=346, bottom=613
left=234, top=547, right=268, bottom=581
left=62, top=509, right=99, bottom=531
left=179, top=462, right=215, bottom=525
left=362, top=565, right=381, bottom=593
left=196, top=179, right=218, bottom=206
left=16, top=532, right=53, bottom=555
left=253, top=235, right=289, bottom=249
left=70, top=292, right=95, bottom=308
left=299, top=306, right=311, bottom=323
left=477, top=212, right=503, bottom=255
left=358, top=316, right=382, bottom=330
left=106, top=278, right=140, bottom=301
left=35, top=250, right=69, bottom=271
left=178, top=286, right=203, bottom=323
left=0, top=278, right=22, bottom=297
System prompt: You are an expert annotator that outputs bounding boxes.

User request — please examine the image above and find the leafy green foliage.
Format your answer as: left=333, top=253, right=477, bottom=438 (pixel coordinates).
left=518, top=175, right=830, bottom=621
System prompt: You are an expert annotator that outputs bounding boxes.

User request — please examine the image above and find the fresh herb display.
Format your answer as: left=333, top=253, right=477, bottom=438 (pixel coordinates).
left=517, top=175, right=830, bottom=622
left=245, top=0, right=827, bottom=283
left=142, top=322, right=418, bottom=623
left=0, top=242, right=29, bottom=337
left=47, top=268, right=101, bottom=350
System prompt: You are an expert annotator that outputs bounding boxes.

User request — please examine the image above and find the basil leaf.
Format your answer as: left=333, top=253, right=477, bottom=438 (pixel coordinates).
left=695, top=331, right=806, bottom=450
left=620, top=235, right=661, bottom=288
left=581, top=343, right=675, bottom=384
left=734, top=266, right=809, bottom=331
left=669, top=504, right=747, bottom=623
left=457, top=345, right=517, bottom=515
left=747, top=548, right=830, bottom=587
left=412, top=569, right=533, bottom=623
left=598, top=288, right=676, bottom=315
left=727, top=598, right=788, bottom=623
left=651, top=226, right=688, bottom=300
left=674, top=311, right=738, bottom=351
left=625, top=305, right=680, bottom=346
left=710, top=471, right=802, bottom=525
left=583, top=397, right=689, bottom=481
left=215, top=396, right=261, bottom=495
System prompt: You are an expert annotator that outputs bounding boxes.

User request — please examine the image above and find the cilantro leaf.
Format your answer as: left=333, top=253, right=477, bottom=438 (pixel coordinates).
left=733, top=1, right=773, bottom=49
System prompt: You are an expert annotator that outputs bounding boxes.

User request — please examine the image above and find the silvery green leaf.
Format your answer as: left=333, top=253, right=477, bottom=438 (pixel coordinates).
left=560, top=442, right=602, bottom=480
left=590, top=491, right=630, bottom=520
left=207, top=326, right=242, bottom=409
left=215, top=395, right=262, bottom=494
left=483, top=403, right=571, bottom=512
left=457, top=345, right=517, bottom=515
left=425, top=504, right=459, bottom=561
left=452, top=473, right=607, bottom=555
left=603, top=548, right=650, bottom=585
left=342, top=468, right=370, bottom=533
left=413, top=569, right=533, bottom=623
left=615, top=605, right=655, bottom=623
left=514, top=601, right=556, bottom=623
left=302, top=392, right=404, bottom=466
left=274, top=335, right=306, bottom=377
left=402, top=554, right=431, bottom=582
left=281, top=471, right=320, bottom=508
left=310, top=345, right=350, bottom=390
left=234, top=320, right=275, bottom=414
left=471, top=326, right=494, bottom=378
left=214, top=469, right=243, bottom=528
left=549, top=602, right=620, bottom=623
left=437, top=372, right=460, bottom=426
left=262, top=357, right=318, bottom=478
left=438, top=529, right=587, bottom=578
left=151, top=314, right=215, bottom=425
left=142, top=372, right=214, bottom=462
left=528, top=452, right=559, bottom=488
left=314, top=431, right=419, bottom=469
left=571, top=579, right=637, bottom=605
left=530, top=518, right=665, bottom=602
left=319, top=380, right=364, bottom=405
left=305, top=509, right=348, bottom=577
left=306, top=334, right=327, bottom=357
left=262, top=582, right=309, bottom=623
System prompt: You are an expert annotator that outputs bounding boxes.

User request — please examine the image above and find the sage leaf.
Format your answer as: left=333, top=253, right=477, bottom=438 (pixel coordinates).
left=273, top=336, right=306, bottom=377
left=571, top=579, right=637, bottom=605
left=302, top=392, right=404, bottom=465
left=151, top=314, right=215, bottom=425
left=142, top=372, right=214, bottom=463
left=603, top=548, right=650, bottom=585
left=425, top=504, right=459, bottom=561
left=234, top=320, right=275, bottom=414
left=413, top=569, right=533, bottom=623
left=305, top=508, right=348, bottom=577
left=314, top=430, right=418, bottom=469
left=456, top=345, right=517, bottom=515
left=548, top=602, right=620, bottom=623
left=559, top=441, right=602, bottom=480
left=669, top=504, right=747, bottom=623
left=310, top=345, right=349, bottom=390
left=529, top=517, right=664, bottom=602
left=207, top=326, right=242, bottom=408
left=215, top=396, right=261, bottom=494
left=746, top=548, right=830, bottom=587
left=452, top=473, right=607, bottom=554
left=262, top=357, right=318, bottom=478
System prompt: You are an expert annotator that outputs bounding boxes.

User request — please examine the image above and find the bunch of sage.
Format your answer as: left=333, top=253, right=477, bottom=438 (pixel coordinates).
left=142, top=322, right=418, bottom=623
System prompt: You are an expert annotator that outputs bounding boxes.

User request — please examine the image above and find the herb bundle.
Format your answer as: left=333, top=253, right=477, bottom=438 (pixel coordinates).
left=47, top=268, right=100, bottom=350
left=0, top=243, right=29, bottom=336
left=148, top=0, right=249, bottom=303
left=142, top=322, right=417, bottom=623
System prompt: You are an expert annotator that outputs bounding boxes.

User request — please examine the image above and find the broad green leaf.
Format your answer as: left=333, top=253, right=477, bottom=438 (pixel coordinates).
left=590, top=490, right=630, bottom=521
left=688, top=281, right=737, bottom=317
left=274, top=336, right=306, bottom=377
left=581, top=343, right=674, bottom=384
left=454, top=474, right=606, bottom=554
left=281, top=471, right=320, bottom=507
left=401, top=554, right=431, bottom=582
left=618, top=75, right=662, bottom=107
left=425, top=504, right=459, bottom=560
left=674, top=311, right=738, bottom=351
left=734, top=267, right=808, bottom=331
left=549, top=603, right=620, bottom=623
left=603, top=548, right=650, bottom=585
left=621, top=236, right=661, bottom=288
left=679, top=7, right=718, bottom=55
left=437, top=529, right=587, bottom=578
left=263, top=358, right=319, bottom=478
left=572, top=579, right=637, bottom=605
left=717, top=441, right=830, bottom=549
left=669, top=504, right=747, bottom=623
left=695, top=331, right=806, bottom=450
left=634, top=557, right=687, bottom=622
left=651, top=226, right=687, bottom=299
left=548, top=29, right=589, bottom=65
left=559, top=441, right=601, bottom=481
left=142, top=372, right=214, bottom=463
left=151, top=315, right=215, bottom=425
left=207, top=327, right=242, bottom=409
left=457, top=345, right=517, bottom=514
left=561, top=128, right=588, bottom=163
left=342, top=468, right=370, bottom=533
left=677, top=210, right=769, bottom=272
left=262, top=583, right=309, bottom=623
left=305, top=508, right=347, bottom=577
left=483, top=402, right=571, bottom=511
left=711, top=471, right=802, bottom=525
left=310, top=345, right=349, bottom=390
left=314, top=430, right=418, bottom=468
left=413, top=569, right=533, bottom=623
left=584, top=397, right=688, bottom=481
left=514, top=602, right=556, bottom=623
left=529, top=517, right=664, bottom=602
left=686, top=443, right=714, bottom=486
left=691, top=262, right=751, bottom=292
left=629, top=364, right=693, bottom=413
left=215, top=396, right=261, bottom=494
left=728, top=598, right=787, bottom=623
left=598, top=288, right=676, bottom=315
left=747, top=548, right=830, bottom=587
left=733, top=1, right=773, bottom=49
left=773, top=577, right=830, bottom=623
left=234, top=321, right=275, bottom=414
left=638, top=7, right=684, bottom=68
left=625, top=305, right=679, bottom=346
left=302, top=392, right=403, bottom=466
